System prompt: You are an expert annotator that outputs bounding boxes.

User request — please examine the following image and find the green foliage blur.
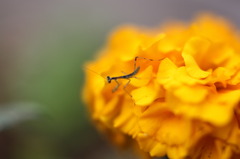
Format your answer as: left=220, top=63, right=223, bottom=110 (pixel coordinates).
left=0, top=6, right=123, bottom=158
left=7, top=24, right=104, bottom=159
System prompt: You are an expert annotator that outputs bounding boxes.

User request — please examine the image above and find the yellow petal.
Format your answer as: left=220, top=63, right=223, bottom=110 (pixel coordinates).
left=157, top=58, right=178, bottom=85
left=201, top=90, right=240, bottom=126
left=175, top=67, right=206, bottom=85
left=182, top=53, right=210, bottom=78
left=131, top=83, right=159, bottom=106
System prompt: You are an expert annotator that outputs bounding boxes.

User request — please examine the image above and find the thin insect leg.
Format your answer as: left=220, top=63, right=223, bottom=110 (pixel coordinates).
left=123, top=78, right=136, bottom=105
left=123, top=78, right=132, bottom=97
left=134, top=56, right=163, bottom=69
left=112, top=79, right=120, bottom=93
left=133, top=56, right=164, bottom=80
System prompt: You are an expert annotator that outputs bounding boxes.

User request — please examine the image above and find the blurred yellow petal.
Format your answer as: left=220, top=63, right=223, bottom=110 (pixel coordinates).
left=149, top=142, right=167, bottom=157
left=212, top=67, right=232, bottom=81
left=229, top=71, right=240, bottom=85
left=173, top=85, right=208, bottom=103
left=156, top=117, right=192, bottom=146
left=101, top=96, right=119, bottom=117
left=92, top=95, right=105, bottom=119
left=167, top=146, right=188, bottom=159
left=139, top=103, right=169, bottom=136
left=137, top=133, right=167, bottom=157
left=113, top=99, right=140, bottom=136
left=182, top=36, right=211, bottom=57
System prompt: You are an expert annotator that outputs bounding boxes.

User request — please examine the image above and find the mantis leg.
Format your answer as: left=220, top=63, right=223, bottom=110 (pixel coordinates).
left=123, top=78, right=132, bottom=97
left=112, top=79, right=120, bottom=93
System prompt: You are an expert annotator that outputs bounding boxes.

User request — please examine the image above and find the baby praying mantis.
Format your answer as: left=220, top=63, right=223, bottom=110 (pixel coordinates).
left=85, top=56, right=164, bottom=105
left=105, top=56, right=163, bottom=96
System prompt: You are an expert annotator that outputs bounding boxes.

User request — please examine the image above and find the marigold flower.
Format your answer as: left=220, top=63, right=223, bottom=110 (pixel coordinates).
left=83, top=14, right=240, bottom=159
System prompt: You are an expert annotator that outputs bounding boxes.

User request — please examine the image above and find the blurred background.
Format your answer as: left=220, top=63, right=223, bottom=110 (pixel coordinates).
left=1, top=0, right=240, bottom=159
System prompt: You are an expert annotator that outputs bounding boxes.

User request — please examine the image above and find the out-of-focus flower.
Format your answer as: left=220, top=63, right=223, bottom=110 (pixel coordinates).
left=83, top=14, right=240, bottom=159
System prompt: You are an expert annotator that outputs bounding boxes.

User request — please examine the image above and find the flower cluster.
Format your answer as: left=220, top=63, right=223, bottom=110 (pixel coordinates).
left=83, top=14, right=240, bottom=159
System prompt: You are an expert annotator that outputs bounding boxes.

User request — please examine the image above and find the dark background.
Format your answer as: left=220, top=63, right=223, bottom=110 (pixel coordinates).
left=0, top=1, right=240, bottom=159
